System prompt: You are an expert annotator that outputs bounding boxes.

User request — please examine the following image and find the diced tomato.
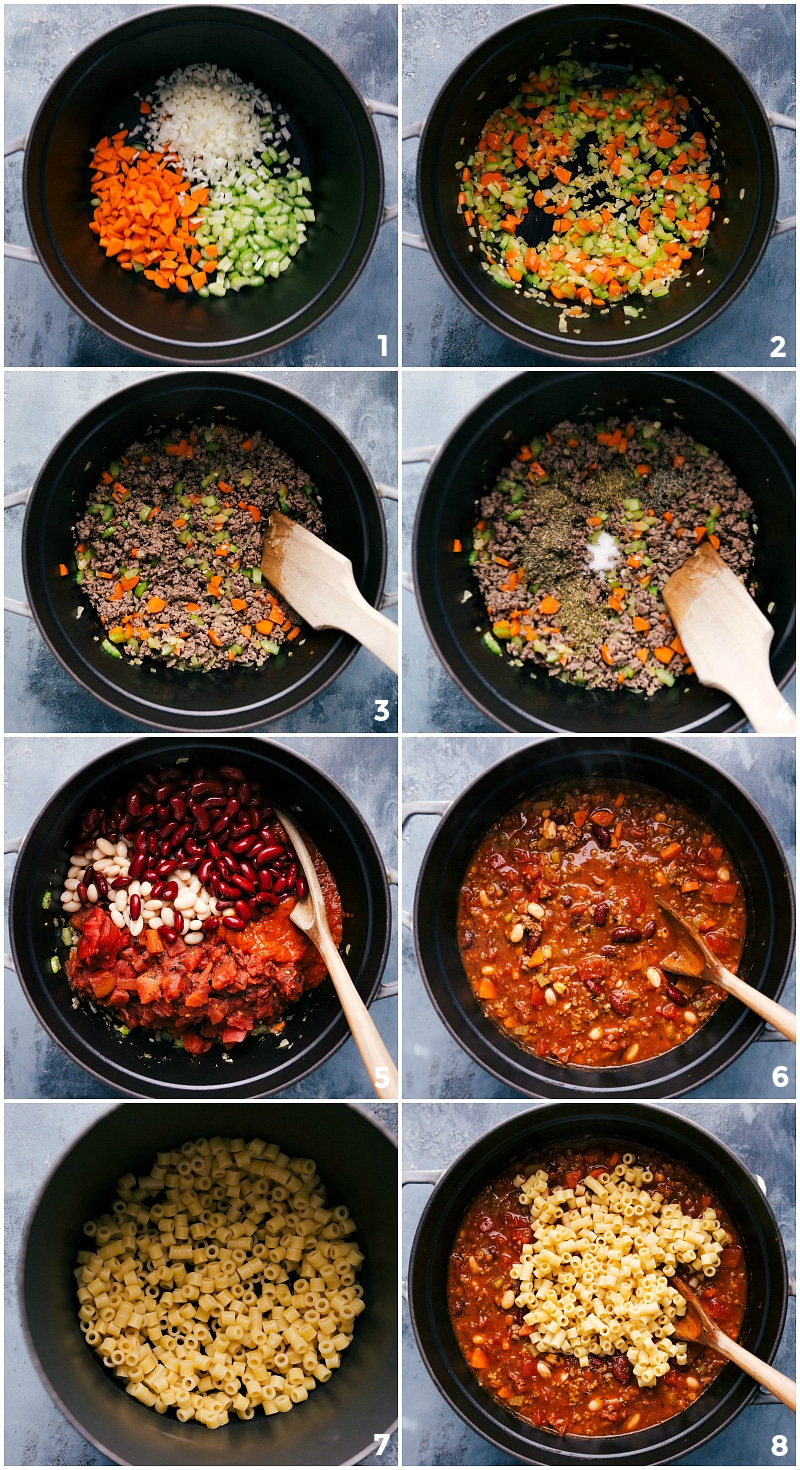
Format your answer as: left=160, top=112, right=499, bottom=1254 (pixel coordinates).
left=135, top=971, right=162, bottom=1005
left=706, top=882, right=738, bottom=904
left=90, top=971, right=117, bottom=999
left=721, top=1245, right=743, bottom=1268
left=521, top=1355, right=537, bottom=1377
left=704, top=930, right=733, bottom=959
left=182, top=1031, right=212, bottom=1055
left=576, top=954, right=607, bottom=982
left=530, top=984, right=547, bottom=1006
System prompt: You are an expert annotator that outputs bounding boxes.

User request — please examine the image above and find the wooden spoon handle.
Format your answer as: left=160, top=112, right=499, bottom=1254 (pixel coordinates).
left=317, top=929, right=399, bottom=1098
left=721, top=661, right=797, bottom=736
left=333, top=593, right=399, bottom=674
left=714, top=1329, right=796, bottom=1412
left=718, top=968, right=797, bottom=1044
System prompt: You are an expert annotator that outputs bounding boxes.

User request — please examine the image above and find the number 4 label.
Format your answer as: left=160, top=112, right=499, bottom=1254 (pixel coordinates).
left=374, top=1433, right=391, bottom=1455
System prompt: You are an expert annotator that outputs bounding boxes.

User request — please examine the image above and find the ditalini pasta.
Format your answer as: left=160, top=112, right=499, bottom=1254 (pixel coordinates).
left=510, top=1152, right=727, bottom=1385
left=74, top=1136, right=365, bottom=1428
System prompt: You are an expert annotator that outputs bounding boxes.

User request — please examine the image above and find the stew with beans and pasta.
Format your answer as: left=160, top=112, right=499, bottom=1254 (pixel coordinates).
left=448, top=1142, right=747, bottom=1437
left=457, top=779, right=745, bottom=1067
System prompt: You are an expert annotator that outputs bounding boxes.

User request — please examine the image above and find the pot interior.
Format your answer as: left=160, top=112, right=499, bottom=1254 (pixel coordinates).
left=26, top=6, right=382, bottom=360
left=414, top=738, right=794, bottom=1097
left=23, top=372, right=386, bottom=730
left=410, top=1103, right=787, bottom=1464
left=419, top=4, right=777, bottom=358
left=11, top=737, right=390, bottom=1096
left=414, top=370, right=795, bottom=733
left=23, top=1102, right=397, bottom=1466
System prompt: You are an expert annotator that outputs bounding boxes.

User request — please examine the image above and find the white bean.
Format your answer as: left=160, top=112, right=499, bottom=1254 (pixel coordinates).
left=128, top=881, right=141, bottom=895
left=129, top=916, right=144, bottom=937
left=143, top=900, right=162, bottom=915
left=188, top=918, right=203, bottom=931
left=189, top=875, right=201, bottom=893
left=115, top=841, right=128, bottom=858
left=140, top=882, right=152, bottom=897
left=86, top=884, right=99, bottom=903
left=105, top=863, right=121, bottom=878
left=67, top=866, right=81, bottom=880
left=194, top=901, right=209, bottom=919
left=184, top=931, right=205, bottom=945
left=64, top=878, right=79, bottom=892
left=174, top=890, right=195, bottom=912
left=92, top=847, right=103, bottom=861
left=148, top=916, right=163, bottom=930
left=97, top=838, right=116, bottom=856
left=114, top=892, right=127, bottom=912
left=177, top=869, right=192, bottom=883
left=70, top=853, right=87, bottom=867
left=62, top=899, right=82, bottom=913
left=109, top=908, right=126, bottom=930
left=60, top=890, right=72, bottom=904
left=160, top=907, right=175, bottom=928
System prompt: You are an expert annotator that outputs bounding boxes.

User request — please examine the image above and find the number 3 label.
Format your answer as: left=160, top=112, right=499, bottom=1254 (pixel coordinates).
left=374, top=699, right=389, bottom=723
left=772, top=1435, right=788, bottom=1457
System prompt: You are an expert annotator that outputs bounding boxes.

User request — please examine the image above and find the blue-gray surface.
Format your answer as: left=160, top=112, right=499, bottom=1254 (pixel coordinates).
left=4, top=734, right=398, bottom=1098
left=401, top=4, right=796, bottom=367
left=4, top=1099, right=398, bottom=1467
left=4, top=4, right=398, bottom=366
left=402, top=735, right=795, bottom=1100
left=401, top=368, right=796, bottom=733
left=402, top=1100, right=795, bottom=1466
left=4, top=368, right=398, bottom=733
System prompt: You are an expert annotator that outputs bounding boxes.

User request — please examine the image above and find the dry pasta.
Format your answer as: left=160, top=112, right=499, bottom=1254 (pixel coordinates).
left=510, top=1153, right=728, bottom=1386
left=74, top=1135, right=365, bottom=1428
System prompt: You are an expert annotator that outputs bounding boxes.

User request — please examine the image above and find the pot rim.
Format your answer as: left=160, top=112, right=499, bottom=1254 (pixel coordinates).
left=19, top=368, right=389, bottom=731
left=18, top=1099, right=398, bottom=1466
left=407, top=1099, right=789, bottom=1464
left=9, top=734, right=392, bottom=1097
left=410, top=368, right=796, bottom=734
left=412, top=733, right=795, bottom=1098
left=20, top=2, right=386, bottom=364
left=413, top=1, right=781, bottom=362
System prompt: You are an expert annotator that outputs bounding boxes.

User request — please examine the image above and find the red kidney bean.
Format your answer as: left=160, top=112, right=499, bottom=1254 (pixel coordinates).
left=601, top=944, right=617, bottom=958
left=173, top=912, right=184, bottom=934
left=260, top=805, right=273, bottom=820
left=207, top=839, right=221, bottom=861
left=156, top=858, right=178, bottom=877
left=611, top=1354, right=633, bottom=1385
left=83, top=866, right=96, bottom=886
left=211, top=816, right=231, bottom=837
left=185, top=858, right=202, bottom=873
left=169, top=795, right=186, bottom=822
left=612, top=926, right=642, bottom=944
left=258, top=843, right=284, bottom=862
left=239, top=860, right=256, bottom=883
left=158, top=821, right=179, bottom=843
left=234, top=898, right=251, bottom=922
left=204, top=797, right=226, bottom=810
left=642, top=919, right=657, bottom=940
left=159, top=840, right=172, bottom=857
left=151, top=881, right=165, bottom=899
left=155, top=782, right=175, bottom=801
left=258, top=870, right=273, bottom=892
left=583, top=977, right=604, bottom=998
left=219, top=766, right=246, bottom=782
left=189, top=802, right=211, bottom=834
left=229, top=835, right=256, bottom=855
left=146, top=832, right=159, bottom=857
left=77, top=882, right=89, bottom=903
left=171, top=822, right=192, bottom=850
left=119, top=814, right=133, bottom=833
left=111, top=876, right=131, bottom=890
left=197, top=858, right=213, bottom=884
left=190, top=780, right=224, bottom=798
left=590, top=822, right=611, bottom=849
left=230, top=821, right=250, bottom=840
left=665, top=984, right=685, bottom=1005
left=162, top=881, right=179, bottom=903
left=593, top=902, right=610, bottom=927
left=134, top=831, right=148, bottom=855
left=156, top=803, right=170, bottom=823
left=184, top=838, right=204, bottom=858
left=129, top=893, right=141, bottom=921
left=222, top=915, right=246, bottom=931
left=142, top=868, right=159, bottom=883
left=229, top=873, right=256, bottom=895
left=126, top=789, right=142, bottom=818
left=141, top=802, right=155, bottom=820
left=295, top=875, right=307, bottom=900
left=610, top=991, right=632, bottom=1017
left=238, top=781, right=252, bottom=806
left=95, top=873, right=109, bottom=898
left=217, top=852, right=236, bottom=876
left=129, top=853, right=146, bottom=880
left=217, top=880, right=240, bottom=900
left=160, top=926, right=177, bottom=944
left=285, top=863, right=297, bottom=890
left=272, top=876, right=288, bottom=896
left=144, top=772, right=160, bottom=789
left=199, top=915, right=219, bottom=934
left=222, top=797, right=239, bottom=821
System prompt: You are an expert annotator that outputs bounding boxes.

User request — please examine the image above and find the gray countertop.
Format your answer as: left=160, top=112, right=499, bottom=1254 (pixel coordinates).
left=5, top=1099, right=398, bottom=1466
left=402, top=734, right=796, bottom=1101
left=4, top=367, right=398, bottom=733
left=401, top=3, right=796, bottom=368
left=401, top=368, right=796, bottom=734
left=402, top=1101, right=795, bottom=1466
left=4, top=734, right=398, bottom=1099
left=4, top=4, right=398, bottom=367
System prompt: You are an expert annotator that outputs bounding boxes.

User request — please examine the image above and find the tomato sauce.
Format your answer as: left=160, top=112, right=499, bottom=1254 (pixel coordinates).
left=457, top=779, right=745, bottom=1067
left=448, top=1143, right=747, bottom=1437
left=65, top=850, right=342, bottom=1054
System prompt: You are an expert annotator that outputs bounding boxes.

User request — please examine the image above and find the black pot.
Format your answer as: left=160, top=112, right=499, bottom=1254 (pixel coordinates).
left=22, top=1101, right=397, bottom=1465
left=13, top=5, right=389, bottom=363
left=411, top=3, right=795, bottom=361
left=15, top=371, right=390, bottom=730
left=413, top=737, right=794, bottom=1098
left=408, top=1102, right=788, bottom=1464
left=8, top=737, right=392, bottom=1097
left=411, top=370, right=795, bottom=733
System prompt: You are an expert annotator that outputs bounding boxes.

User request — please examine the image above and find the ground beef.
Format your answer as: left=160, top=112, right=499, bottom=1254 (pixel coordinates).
left=471, top=415, right=754, bottom=695
left=74, top=419, right=323, bottom=671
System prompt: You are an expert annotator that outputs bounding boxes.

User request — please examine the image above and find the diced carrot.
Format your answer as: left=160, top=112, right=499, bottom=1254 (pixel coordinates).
left=139, top=100, right=152, bottom=114
left=600, top=644, right=614, bottom=666
left=632, top=616, right=650, bottom=632
left=453, top=538, right=462, bottom=553
left=230, top=598, right=248, bottom=612
left=287, top=627, right=300, bottom=641
left=476, top=979, right=496, bottom=999
left=653, top=647, right=674, bottom=664
left=58, top=563, right=69, bottom=577
left=208, top=630, right=223, bottom=647
left=255, top=620, right=274, bottom=635
left=146, top=596, right=166, bottom=613
left=538, top=596, right=560, bottom=615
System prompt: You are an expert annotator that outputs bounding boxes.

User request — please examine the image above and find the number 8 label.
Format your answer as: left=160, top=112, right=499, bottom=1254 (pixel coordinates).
left=772, top=1435, right=788, bottom=1457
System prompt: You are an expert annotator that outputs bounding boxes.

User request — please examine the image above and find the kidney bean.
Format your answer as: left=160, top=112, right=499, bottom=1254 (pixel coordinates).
left=295, top=875, right=308, bottom=900
left=611, top=1354, right=632, bottom=1384
left=153, top=783, right=173, bottom=802
left=222, top=915, right=246, bottom=931
left=129, top=853, right=146, bottom=880
left=158, top=821, right=179, bottom=843
left=173, top=912, right=184, bottom=934
left=204, top=797, right=226, bottom=810
left=134, top=830, right=148, bottom=855
left=142, top=868, right=159, bottom=883
left=161, top=881, right=179, bottom=903
left=160, top=926, right=177, bottom=944
left=208, top=875, right=222, bottom=897
left=94, top=873, right=108, bottom=898
left=126, top=789, right=142, bottom=818
left=146, top=832, right=158, bottom=857
left=190, top=780, right=224, bottom=799
left=238, top=782, right=252, bottom=806
left=119, top=814, right=133, bottom=834
left=229, top=835, right=256, bottom=855
left=219, top=765, right=246, bottom=782
left=590, top=822, right=611, bottom=849
left=229, top=873, right=256, bottom=895
left=258, top=843, right=285, bottom=862
left=285, top=862, right=297, bottom=888
left=185, top=858, right=202, bottom=873
left=258, top=870, right=273, bottom=892
left=141, top=802, right=155, bottom=821
left=562, top=895, right=573, bottom=908
left=189, top=802, right=211, bottom=834
left=612, top=926, right=642, bottom=944
left=272, top=876, right=288, bottom=896
left=171, top=822, right=192, bottom=850
left=158, top=840, right=171, bottom=858
left=601, top=944, right=617, bottom=958
left=83, top=866, right=96, bottom=886
left=77, top=882, right=89, bottom=904
left=610, top=991, right=632, bottom=1017
left=169, top=795, right=186, bottom=822
left=665, top=984, right=685, bottom=1005
left=217, top=880, right=241, bottom=900
left=111, top=876, right=131, bottom=890
left=260, top=805, right=273, bottom=820
left=587, top=1355, right=605, bottom=1372
left=202, top=916, right=220, bottom=934
left=144, top=773, right=160, bottom=790
left=156, top=858, right=178, bottom=877
left=593, top=902, right=610, bottom=927
left=151, top=881, right=165, bottom=899
left=222, top=796, right=239, bottom=821
left=238, top=860, right=257, bottom=884
left=211, top=815, right=231, bottom=838
left=156, top=803, right=170, bottom=823
left=642, top=919, right=657, bottom=940
left=230, top=821, right=251, bottom=840
left=197, top=857, right=214, bottom=884
left=129, top=893, right=141, bottom=921
left=217, top=852, right=236, bottom=875
left=583, top=977, right=604, bottom=998
left=234, top=898, right=252, bottom=922
left=206, top=839, right=221, bottom=862
left=184, top=838, right=204, bottom=859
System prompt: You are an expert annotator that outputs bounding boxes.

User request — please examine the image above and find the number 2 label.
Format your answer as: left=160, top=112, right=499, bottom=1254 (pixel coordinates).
left=770, top=336, right=787, bottom=359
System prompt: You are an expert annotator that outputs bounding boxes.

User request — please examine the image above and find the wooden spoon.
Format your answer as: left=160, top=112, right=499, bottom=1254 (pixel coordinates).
left=275, top=806, right=398, bottom=1100
left=656, top=896, right=796, bottom=1044
left=671, top=1276, right=796, bottom=1412
left=662, top=542, right=795, bottom=735
left=261, top=511, right=398, bottom=674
